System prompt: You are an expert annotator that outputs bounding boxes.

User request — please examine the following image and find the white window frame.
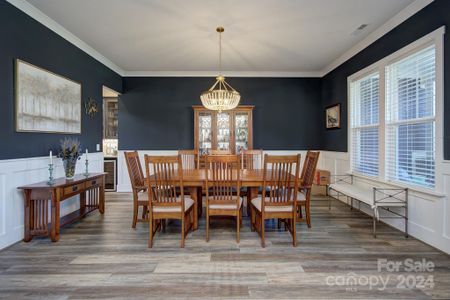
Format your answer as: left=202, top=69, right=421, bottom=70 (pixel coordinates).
left=347, top=26, right=445, bottom=194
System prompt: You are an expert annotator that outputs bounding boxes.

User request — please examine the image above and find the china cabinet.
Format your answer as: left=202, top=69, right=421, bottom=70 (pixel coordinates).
left=104, top=98, right=118, bottom=139
left=193, top=105, right=253, bottom=154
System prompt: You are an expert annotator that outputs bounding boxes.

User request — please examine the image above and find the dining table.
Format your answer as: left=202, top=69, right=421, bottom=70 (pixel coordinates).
left=147, top=169, right=299, bottom=230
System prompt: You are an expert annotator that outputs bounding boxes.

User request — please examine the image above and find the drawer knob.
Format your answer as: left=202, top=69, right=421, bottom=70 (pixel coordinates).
left=72, top=186, right=78, bottom=192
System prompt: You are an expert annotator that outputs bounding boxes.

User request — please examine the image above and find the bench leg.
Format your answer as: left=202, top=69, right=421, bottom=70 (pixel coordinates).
left=405, top=206, right=409, bottom=238
left=373, top=211, right=377, bottom=238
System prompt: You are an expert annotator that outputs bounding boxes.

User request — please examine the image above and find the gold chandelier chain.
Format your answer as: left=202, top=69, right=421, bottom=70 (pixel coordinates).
left=219, top=30, right=222, bottom=76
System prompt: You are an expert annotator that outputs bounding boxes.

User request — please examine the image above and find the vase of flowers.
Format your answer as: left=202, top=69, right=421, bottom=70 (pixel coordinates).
left=58, top=138, right=82, bottom=180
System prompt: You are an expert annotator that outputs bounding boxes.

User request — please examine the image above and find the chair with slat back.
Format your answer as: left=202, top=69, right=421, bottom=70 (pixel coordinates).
left=297, top=151, right=320, bottom=228
left=205, top=155, right=243, bottom=243
left=178, top=149, right=202, bottom=217
left=144, top=155, right=195, bottom=248
left=178, top=149, right=199, bottom=170
left=240, top=149, right=263, bottom=216
left=124, top=151, right=148, bottom=228
left=250, top=154, right=300, bottom=247
left=241, top=149, right=263, bottom=170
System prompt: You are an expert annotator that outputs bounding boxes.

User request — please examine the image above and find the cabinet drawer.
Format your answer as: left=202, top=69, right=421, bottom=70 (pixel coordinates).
left=63, top=183, right=85, bottom=196
left=85, top=178, right=101, bottom=189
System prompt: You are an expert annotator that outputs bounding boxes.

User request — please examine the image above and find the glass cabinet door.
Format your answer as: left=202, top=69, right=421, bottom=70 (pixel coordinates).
left=104, top=98, right=118, bottom=139
left=234, top=112, right=249, bottom=153
left=216, top=112, right=231, bottom=150
left=198, top=112, right=212, bottom=154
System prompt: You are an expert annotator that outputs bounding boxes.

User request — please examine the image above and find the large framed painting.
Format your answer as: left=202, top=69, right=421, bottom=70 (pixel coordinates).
left=15, top=59, right=81, bottom=134
left=325, top=103, right=341, bottom=129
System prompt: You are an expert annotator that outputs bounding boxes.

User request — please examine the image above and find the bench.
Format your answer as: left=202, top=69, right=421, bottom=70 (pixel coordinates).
left=327, top=175, right=408, bottom=238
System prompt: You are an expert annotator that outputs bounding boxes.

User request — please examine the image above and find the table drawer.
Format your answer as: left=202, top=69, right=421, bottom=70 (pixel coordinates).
left=85, top=178, right=101, bottom=189
left=63, top=183, right=85, bottom=197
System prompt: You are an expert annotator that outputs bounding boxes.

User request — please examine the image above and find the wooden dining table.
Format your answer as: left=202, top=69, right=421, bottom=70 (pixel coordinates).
left=147, top=169, right=298, bottom=230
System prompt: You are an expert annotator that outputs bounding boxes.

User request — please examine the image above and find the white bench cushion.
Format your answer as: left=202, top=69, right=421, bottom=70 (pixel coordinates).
left=153, top=197, right=194, bottom=212
left=297, top=191, right=306, bottom=201
left=209, top=197, right=243, bottom=210
left=329, top=183, right=375, bottom=206
left=251, top=196, right=293, bottom=212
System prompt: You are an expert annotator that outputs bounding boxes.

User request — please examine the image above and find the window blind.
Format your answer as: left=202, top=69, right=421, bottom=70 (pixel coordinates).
left=385, top=45, right=436, bottom=188
left=350, top=73, right=380, bottom=177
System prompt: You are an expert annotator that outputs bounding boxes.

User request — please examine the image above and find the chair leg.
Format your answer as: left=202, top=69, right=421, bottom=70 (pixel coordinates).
left=132, top=201, right=138, bottom=229
left=236, top=210, right=240, bottom=243
left=148, top=213, right=153, bottom=248
left=292, top=214, right=297, bottom=247
left=206, top=213, right=210, bottom=242
left=141, top=205, right=147, bottom=219
left=261, top=216, right=265, bottom=248
left=181, top=214, right=185, bottom=248
left=306, top=201, right=311, bottom=228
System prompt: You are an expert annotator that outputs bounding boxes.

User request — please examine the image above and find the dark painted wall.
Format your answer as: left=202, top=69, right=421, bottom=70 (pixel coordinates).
left=0, top=1, right=122, bottom=160
left=120, top=77, right=322, bottom=150
left=321, top=0, right=450, bottom=160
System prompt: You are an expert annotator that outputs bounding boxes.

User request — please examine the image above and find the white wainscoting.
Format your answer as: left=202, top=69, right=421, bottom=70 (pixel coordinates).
left=0, top=152, right=104, bottom=250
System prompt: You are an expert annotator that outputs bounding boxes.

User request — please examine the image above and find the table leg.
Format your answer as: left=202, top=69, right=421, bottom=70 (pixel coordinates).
left=80, top=190, right=86, bottom=213
left=247, top=187, right=258, bottom=217
left=188, top=187, right=199, bottom=230
left=99, top=182, right=105, bottom=214
left=50, top=190, right=60, bottom=242
left=197, top=187, right=203, bottom=218
left=23, top=190, right=32, bottom=242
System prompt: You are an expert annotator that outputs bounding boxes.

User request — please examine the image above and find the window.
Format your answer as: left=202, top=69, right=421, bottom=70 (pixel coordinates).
left=348, top=27, right=443, bottom=191
left=385, top=45, right=436, bottom=188
left=350, top=72, right=380, bottom=177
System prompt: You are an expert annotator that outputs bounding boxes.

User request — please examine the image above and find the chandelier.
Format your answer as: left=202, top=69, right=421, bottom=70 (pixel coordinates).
left=200, top=27, right=241, bottom=112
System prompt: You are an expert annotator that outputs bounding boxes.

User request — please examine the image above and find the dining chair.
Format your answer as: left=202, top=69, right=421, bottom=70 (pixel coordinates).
left=144, top=155, right=195, bottom=248
left=178, top=149, right=199, bottom=170
left=124, top=151, right=148, bottom=228
left=250, top=154, right=301, bottom=247
left=210, top=149, right=232, bottom=155
left=205, top=155, right=243, bottom=243
left=240, top=149, right=263, bottom=216
left=178, top=149, right=202, bottom=217
left=297, top=151, right=320, bottom=228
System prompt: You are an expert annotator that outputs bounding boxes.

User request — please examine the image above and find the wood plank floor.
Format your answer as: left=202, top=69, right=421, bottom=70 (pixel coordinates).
left=0, top=193, right=449, bottom=299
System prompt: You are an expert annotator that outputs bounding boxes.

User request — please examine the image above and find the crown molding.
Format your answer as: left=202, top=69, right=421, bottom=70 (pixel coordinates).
left=122, top=70, right=323, bottom=78
left=320, top=0, right=434, bottom=76
left=7, top=0, right=124, bottom=75
left=9, top=0, right=433, bottom=78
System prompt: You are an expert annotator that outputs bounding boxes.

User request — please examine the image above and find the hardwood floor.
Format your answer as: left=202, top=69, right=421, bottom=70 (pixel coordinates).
left=0, top=193, right=449, bottom=299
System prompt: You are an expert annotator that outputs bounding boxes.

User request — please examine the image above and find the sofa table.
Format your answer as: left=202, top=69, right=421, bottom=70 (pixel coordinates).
left=18, top=173, right=106, bottom=242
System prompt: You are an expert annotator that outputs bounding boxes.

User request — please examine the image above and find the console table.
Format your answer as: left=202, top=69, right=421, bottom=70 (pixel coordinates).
left=18, top=173, right=105, bottom=242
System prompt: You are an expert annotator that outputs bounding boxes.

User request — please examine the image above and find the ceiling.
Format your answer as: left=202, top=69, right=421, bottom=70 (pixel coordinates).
left=23, top=0, right=419, bottom=76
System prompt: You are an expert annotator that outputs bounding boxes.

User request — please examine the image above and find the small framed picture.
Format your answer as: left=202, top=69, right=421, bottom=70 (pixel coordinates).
left=325, top=103, right=341, bottom=129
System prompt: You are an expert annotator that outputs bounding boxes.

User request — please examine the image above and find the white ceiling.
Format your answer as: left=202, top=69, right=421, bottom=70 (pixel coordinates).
left=21, top=0, right=423, bottom=76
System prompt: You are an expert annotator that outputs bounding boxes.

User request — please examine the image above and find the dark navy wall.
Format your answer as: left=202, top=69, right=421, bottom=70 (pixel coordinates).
left=0, top=1, right=122, bottom=160
left=321, top=0, right=450, bottom=159
left=120, top=77, right=322, bottom=150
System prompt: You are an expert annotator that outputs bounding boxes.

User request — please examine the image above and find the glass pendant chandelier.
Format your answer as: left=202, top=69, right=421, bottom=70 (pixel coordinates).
left=200, top=26, right=241, bottom=112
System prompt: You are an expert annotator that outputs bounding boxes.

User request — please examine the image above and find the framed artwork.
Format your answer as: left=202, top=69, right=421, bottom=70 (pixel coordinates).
left=325, top=103, right=341, bottom=129
left=15, top=59, right=82, bottom=134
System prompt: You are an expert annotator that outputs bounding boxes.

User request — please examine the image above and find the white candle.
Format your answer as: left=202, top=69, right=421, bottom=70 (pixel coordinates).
left=85, top=149, right=88, bottom=160
left=49, top=150, right=53, bottom=165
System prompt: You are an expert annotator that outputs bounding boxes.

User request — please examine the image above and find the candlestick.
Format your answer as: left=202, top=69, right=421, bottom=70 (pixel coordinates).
left=84, top=154, right=89, bottom=177
left=47, top=163, right=55, bottom=185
